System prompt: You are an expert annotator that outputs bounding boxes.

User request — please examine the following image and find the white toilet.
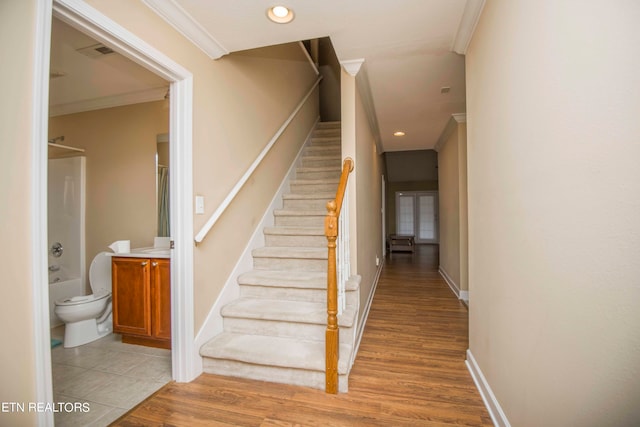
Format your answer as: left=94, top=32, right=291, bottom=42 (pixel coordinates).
left=54, top=252, right=113, bottom=348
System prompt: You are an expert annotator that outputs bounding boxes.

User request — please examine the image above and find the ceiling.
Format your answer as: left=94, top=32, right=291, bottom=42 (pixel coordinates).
left=49, top=18, right=168, bottom=117
left=50, top=0, right=484, bottom=152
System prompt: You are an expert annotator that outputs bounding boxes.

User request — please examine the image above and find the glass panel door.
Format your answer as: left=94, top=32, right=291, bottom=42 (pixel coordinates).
left=397, top=195, right=415, bottom=236
left=417, top=193, right=438, bottom=243
left=395, top=191, right=438, bottom=244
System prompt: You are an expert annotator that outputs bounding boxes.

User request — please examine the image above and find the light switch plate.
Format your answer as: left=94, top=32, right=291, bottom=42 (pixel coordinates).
left=195, top=195, right=204, bottom=214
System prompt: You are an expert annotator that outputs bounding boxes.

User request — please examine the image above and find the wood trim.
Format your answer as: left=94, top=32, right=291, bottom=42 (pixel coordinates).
left=141, top=0, right=228, bottom=59
left=325, top=158, right=354, bottom=393
left=451, top=0, right=487, bottom=55
left=466, top=349, right=512, bottom=427
left=31, top=1, right=55, bottom=424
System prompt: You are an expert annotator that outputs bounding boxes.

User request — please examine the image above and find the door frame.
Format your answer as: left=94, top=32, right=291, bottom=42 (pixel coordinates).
left=32, top=1, right=195, bottom=422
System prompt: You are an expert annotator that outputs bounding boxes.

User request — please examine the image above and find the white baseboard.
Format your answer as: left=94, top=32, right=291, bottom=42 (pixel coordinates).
left=439, top=266, right=460, bottom=297
left=466, top=349, right=511, bottom=427
left=439, top=266, right=468, bottom=303
left=192, top=117, right=319, bottom=376
left=352, top=259, right=384, bottom=364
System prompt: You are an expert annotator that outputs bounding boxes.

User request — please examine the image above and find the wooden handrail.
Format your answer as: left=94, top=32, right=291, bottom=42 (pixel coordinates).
left=325, top=157, right=354, bottom=394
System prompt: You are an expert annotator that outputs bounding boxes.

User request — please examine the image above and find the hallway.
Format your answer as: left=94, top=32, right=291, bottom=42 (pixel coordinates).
left=112, top=245, right=491, bottom=426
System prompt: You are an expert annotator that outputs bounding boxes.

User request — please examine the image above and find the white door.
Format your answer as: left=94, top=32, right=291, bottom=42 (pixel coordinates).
left=395, top=191, right=438, bottom=244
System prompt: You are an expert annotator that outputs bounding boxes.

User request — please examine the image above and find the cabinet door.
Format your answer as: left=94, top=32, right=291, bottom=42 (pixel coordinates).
left=151, top=258, right=171, bottom=341
left=112, top=257, right=151, bottom=337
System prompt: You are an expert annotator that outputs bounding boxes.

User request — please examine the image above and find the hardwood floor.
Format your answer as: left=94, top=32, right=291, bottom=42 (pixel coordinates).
left=111, top=245, right=492, bottom=426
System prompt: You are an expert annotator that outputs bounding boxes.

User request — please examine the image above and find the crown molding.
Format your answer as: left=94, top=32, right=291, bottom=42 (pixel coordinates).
left=142, top=0, right=228, bottom=59
left=49, top=86, right=167, bottom=117
left=340, top=58, right=365, bottom=76
left=435, top=113, right=466, bottom=152
left=451, top=0, right=486, bottom=55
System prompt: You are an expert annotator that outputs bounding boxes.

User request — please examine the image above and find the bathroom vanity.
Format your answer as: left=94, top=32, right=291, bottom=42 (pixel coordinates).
left=111, top=249, right=171, bottom=349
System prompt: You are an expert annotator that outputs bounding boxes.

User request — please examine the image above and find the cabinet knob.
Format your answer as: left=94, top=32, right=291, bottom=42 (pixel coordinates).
left=141, top=261, right=148, bottom=267
left=152, top=261, right=158, bottom=267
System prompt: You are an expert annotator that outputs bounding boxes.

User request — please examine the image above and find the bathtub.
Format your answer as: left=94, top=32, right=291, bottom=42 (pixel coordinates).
left=49, top=277, right=83, bottom=327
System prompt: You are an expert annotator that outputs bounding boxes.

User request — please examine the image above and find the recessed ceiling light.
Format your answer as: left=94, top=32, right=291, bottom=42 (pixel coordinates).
left=267, top=5, right=295, bottom=24
left=393, top=131, right=406, bottom=137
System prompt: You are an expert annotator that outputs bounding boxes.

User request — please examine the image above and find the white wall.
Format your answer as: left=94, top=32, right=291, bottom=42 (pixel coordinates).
left=466, top=1, right=640, bottom=425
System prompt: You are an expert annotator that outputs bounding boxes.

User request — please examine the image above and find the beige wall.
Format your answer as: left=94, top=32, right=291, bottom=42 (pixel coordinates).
left=342, top=67, right=384, bottom=324
left=467, top=1, right=640, bottom=425
left=438, top=124, right=461, bottom=287
left=355, top=79, right=384, bottom=317
left=84, top=0, right=319, bottom=331
left=437, top=119, right=468, bottom=292
left=0, top=0, right=40, bottom=424
left=49, top=101, right=169, bottom=290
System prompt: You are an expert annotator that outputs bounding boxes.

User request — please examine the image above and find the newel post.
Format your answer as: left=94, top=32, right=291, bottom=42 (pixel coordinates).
left=325, top=199, right=339, bottom=394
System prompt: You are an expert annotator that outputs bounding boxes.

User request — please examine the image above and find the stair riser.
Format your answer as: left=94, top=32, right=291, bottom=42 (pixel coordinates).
left=290, top=183, right=339, bottom=193
left=296, top=170, right=341, bottom=180
left=223, top=318, right=355, bottom=346
left=282, top=198, right=332, bottom=210
left=304, top=147, right=341, bottom=157
left=274, top=215, right=325, bottom=227
left=240, top=285, right=326, bottom=302
left=301, top=158, right=341, bottom=168
left=254, top=257, right=327, bottom=272
left=316, top=122, right=341, bottom=130
left=239, top=285, right=360, bottom=306
left=308, top=143, right=340, bottom=151
left=312, top=130, right=341, bottom=138
left=265, top=234, right=327, bottom=247
left=202, top=359, right=348, bottom=393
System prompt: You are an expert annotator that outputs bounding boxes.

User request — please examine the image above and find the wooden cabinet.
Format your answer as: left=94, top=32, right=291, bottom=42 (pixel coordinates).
left=112, top=257, right=171, bottom=349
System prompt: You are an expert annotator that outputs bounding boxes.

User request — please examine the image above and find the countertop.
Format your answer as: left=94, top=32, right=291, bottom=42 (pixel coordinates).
left=108, top=247, right=171, bottom=259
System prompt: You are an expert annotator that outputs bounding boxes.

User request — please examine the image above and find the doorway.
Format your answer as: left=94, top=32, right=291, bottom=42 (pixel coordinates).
left=32, top=1, right=196, bottom=422
left=395, top=191, right=439, bottom=244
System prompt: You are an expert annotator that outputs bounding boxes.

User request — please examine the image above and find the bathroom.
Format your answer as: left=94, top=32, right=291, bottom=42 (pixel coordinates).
left=47, top=17, right=171, bottom=426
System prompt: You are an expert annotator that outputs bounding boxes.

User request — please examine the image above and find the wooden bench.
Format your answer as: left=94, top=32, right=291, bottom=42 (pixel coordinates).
left=387, top=234, right=415, bottom=254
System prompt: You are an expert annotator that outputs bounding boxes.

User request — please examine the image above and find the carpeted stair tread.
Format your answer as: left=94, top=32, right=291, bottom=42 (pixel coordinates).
left=252, top=246, right=327, bottom=259
left=296, top=166, right=341, bottom=173
left=238, top=270, right=360, bottom=292
left=263, top=226, right=324, bottom=236
left=200, top=332, right=350, bottom=374
left=238, top=270, right=327, bottom=288
left=222, top=297, right=357, bottom=327
left=282, top=193, right=334, bottom=200
left=273, top=209, right=326, bottom=216
left=290, top=178, right=340, bottom=185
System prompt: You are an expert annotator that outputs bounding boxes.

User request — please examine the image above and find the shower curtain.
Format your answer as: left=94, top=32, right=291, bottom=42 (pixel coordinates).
left=157, top=166, right=170, bottom=237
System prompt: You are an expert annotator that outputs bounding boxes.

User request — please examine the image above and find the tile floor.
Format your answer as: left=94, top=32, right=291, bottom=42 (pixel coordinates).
left=50, top=327, right=171, bottom=426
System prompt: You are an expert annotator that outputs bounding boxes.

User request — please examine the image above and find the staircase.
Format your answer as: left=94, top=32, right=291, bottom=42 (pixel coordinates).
left=200, top=122, right=359, bottom=393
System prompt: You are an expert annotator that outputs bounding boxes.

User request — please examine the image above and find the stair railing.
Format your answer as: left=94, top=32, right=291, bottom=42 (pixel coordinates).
left=325, top=157, right=354, bottom=394
left=194, top=76, right=322, bottom=245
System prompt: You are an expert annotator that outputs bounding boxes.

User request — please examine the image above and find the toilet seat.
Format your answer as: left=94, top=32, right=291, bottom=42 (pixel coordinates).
left=54, top=252, right=112, bottom=307
left=55, top=292, right=110, bottom=306
left=89, top=252, right=111, bottom=294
